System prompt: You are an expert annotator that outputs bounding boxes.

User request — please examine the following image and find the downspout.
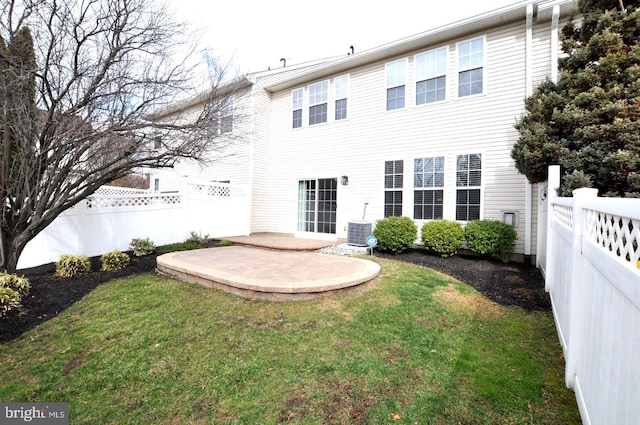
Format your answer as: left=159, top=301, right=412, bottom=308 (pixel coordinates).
left=524, top=3, right=535, bottom=264
left=551, top=5, right=560, bottom=84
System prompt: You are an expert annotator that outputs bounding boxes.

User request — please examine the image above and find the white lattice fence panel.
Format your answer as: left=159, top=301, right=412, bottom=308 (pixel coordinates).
left=94, top=185, right=148, bottom=196
left=585, top=210, right=640, bottom=266
left=553, top=203, right=573, bottom=230
left=86, top=195, right=181, bottom=209
left=187, top=183, right=247, bottom=198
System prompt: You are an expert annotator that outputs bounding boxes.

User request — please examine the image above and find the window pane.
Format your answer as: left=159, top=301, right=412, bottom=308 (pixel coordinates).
left=469, top=170, right=482, bottom=186
left=457, top=171, right=468, bottom=186
left=386, top=59, right=406, bottom=87
left=309, top=104, right=327, bottom=125
left=292, top=88, right=303, bottom=109
left=414, top=174, right=423, bottom=187
left=293, top=109, right=302, bottom=128
left=387, top=86, right=405, bottom=110
left=459, top=68, right=483, bottom=97
left=335, top=98, right=347, bottom=120
left=335, top=75, right=348, bottom=99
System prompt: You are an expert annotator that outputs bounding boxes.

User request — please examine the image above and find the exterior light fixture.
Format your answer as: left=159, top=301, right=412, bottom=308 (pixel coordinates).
left=341, top=176, right=349, bottom=186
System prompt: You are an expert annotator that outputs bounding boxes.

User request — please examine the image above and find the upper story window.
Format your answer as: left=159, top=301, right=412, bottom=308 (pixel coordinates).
left=415, top=47, right=447, bottom=105
left=457, top=37, right=485, bottom=97
left=309, top=80, right=328, bottom=125
left=292, top=88, right=303, bottom=129
left=334, top=74, right=348, bottom=120
left=220, top=95, right=234, bottom=134
left=386, top=59, right=406, bottom=111
left=456, top=153, right=482, bottom=221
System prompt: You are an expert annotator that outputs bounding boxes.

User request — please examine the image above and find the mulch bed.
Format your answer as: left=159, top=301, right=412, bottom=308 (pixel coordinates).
left=0, top=245, right=550, bottom=344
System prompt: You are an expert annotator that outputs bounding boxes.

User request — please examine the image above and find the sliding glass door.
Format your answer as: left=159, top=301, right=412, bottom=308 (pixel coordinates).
left=297, top=178, right=337, bottom=234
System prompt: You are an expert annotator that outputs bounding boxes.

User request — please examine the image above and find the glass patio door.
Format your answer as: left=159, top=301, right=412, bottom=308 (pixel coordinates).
left=297, top=178, right=337, bottom=234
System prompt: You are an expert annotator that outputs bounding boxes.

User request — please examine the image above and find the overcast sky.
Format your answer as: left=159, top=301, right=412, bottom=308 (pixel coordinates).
left=167, top=0, right=527, bottom=75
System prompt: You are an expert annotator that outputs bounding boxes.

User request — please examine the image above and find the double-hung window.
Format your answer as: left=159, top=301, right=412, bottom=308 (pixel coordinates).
left=384, top=160, right=403, bottom=217
left=414, top=157, right=444, bottom=220
left=308, top=81, right=328, bottom=125
left=457, top=37, right=485, bottom=97
left=456, top=153, right=482, bottom=221
left=386, top=59, right=406, bottom=111
left=220, top=95, right=234, bottom=134
left=334, top=75, right=348, bottom=120
left=415, top=47, right=447, bottom=105
left=292, top=88, right=303, bottom=128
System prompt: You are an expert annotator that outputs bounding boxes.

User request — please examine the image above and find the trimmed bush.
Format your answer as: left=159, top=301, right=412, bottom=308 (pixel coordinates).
left=372, top=216, right=417, bottom=254
left=186, top=231, right=209, bottom=248
left=0, top=272, right=30, bottom=316
left=129, top=237, right=156, bottom=257
left=464, top=220, right=518, bottom=263
left=56, top=254, right=91, bottom=277
left=421, top=220, right=465, bottom=257
left=0, top=272, right=31, bottom=297
left=0, top=286, right=21, bottom=317
left=101, top=250, right=131, bottom=271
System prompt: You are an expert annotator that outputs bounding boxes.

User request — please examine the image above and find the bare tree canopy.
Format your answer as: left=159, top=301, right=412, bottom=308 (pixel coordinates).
left=0, top=0, right=244, bottom=272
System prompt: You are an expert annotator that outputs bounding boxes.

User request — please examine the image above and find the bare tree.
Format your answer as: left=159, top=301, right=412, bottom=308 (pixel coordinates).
left=0, top=0, right=245, bottom=272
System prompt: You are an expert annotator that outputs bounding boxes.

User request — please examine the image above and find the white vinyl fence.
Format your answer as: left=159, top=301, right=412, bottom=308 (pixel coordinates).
left=543, top=166, right=640, bottom=425
left=18, top=181, right=250, bottom=270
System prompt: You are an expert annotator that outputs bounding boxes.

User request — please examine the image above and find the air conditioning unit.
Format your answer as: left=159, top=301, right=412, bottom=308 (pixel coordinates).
left=347, top=220, right=372, bottom=246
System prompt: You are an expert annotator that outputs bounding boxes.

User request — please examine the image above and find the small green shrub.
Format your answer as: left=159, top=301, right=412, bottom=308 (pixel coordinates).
left=218, top=239, right=233, bottom=247
left=0, top=272, right=31, bottom=297
left=129, top=237, right=156, bottom=256
left=372, top=216, right=417, bottom=254
left=464, top=220, right=518, bottom=263
left=56, top=254, right=91, bottom=277
left=421, top=220, right=465, bottom=257
left=0, top=286, right=21, bottom=317
left=186, top=231, right=209, bottom=248
left=101, top=250, right=131, bottom=271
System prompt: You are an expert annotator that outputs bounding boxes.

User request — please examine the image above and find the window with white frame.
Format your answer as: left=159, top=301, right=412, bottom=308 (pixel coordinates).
left=457, top=37, right=485, bottom=97
left=220, top=95, right=234, bottom=134
left=456, top=153, right=482, bottom=221
left=292, top=88, right=303, bottom=128
left=414, top=157, right=444, bottom=220
left=384, top=160, right=403, bottom=217
left=308, top=81, right=328, bottom=125
left=334, top=74, right=348, bottom=120
left=386, top=59, right=406, bottom=111
left=415, top=47, right=447, bottom=105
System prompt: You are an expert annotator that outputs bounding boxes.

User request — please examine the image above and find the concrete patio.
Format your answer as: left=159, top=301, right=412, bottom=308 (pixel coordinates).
left=156, top=234, right=381, bottom=301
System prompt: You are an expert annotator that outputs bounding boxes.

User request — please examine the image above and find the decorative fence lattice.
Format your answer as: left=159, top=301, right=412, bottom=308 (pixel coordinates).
left=86, top=194, right=181, bottom=209
left=553, top=204, right=573, bottom=229
left=586, top=210, right=640, bottom=265
left=187, top=182, right=247, bottom=198
left=94, top=185, right=149, bottom=196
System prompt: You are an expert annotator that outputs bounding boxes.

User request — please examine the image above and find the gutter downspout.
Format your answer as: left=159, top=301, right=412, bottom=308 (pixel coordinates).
left=551, top=5, right=560, bottom=84
left=524, top=3, right=535, bottom=264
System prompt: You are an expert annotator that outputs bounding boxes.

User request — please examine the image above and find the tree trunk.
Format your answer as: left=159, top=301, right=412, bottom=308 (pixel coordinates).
left=0, top=229, right=26, bottom=274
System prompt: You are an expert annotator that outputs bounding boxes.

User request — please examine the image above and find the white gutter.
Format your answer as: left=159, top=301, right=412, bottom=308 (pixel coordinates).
left=551, top=4, right=561, bottom=83
left=524, top=3, right=536, bottom=260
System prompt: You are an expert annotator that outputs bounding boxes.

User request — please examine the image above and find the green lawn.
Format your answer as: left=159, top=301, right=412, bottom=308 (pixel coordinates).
left=0, top=258, right=580, bottom=424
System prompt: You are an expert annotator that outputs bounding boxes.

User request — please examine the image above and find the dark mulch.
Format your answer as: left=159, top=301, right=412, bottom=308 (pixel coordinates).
left=1, top=244, right=550, bottom=344
left=376, top=248, right=551, bottom=312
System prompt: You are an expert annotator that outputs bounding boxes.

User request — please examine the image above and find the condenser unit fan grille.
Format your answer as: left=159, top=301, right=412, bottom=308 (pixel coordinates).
left=347, top=220, right=372, bottom=246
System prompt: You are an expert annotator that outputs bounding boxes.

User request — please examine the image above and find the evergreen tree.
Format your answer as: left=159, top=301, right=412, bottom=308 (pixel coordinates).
left=511, top=0, right=640, bottom=197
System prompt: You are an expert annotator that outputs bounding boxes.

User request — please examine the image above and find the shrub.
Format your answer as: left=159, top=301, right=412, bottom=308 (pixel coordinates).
left=218, top=239, right=233, bottom=247
left=186, top=231, right=209, bottom=248
left=0, top=286, right=21, bottom=317
left=129, top=237, right=156, bottom=256
left=421, top=220, right=465, bottom=257
left=56, top=254, right=91, bottom=277
left=372, top=216, right=417, bottom=254
left=0, top=272, right=30, bottom=297
left=101, top=250, right=131, bottom=271
left=464, top=220, right=518, bottom=263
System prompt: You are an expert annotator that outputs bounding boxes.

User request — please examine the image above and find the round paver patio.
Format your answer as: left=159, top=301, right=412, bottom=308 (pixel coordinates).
left=156, top=246, right=381, bottom=301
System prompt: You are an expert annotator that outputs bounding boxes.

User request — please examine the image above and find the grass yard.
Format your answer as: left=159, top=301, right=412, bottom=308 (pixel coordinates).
left=0, top=258, right=580, bottom=424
